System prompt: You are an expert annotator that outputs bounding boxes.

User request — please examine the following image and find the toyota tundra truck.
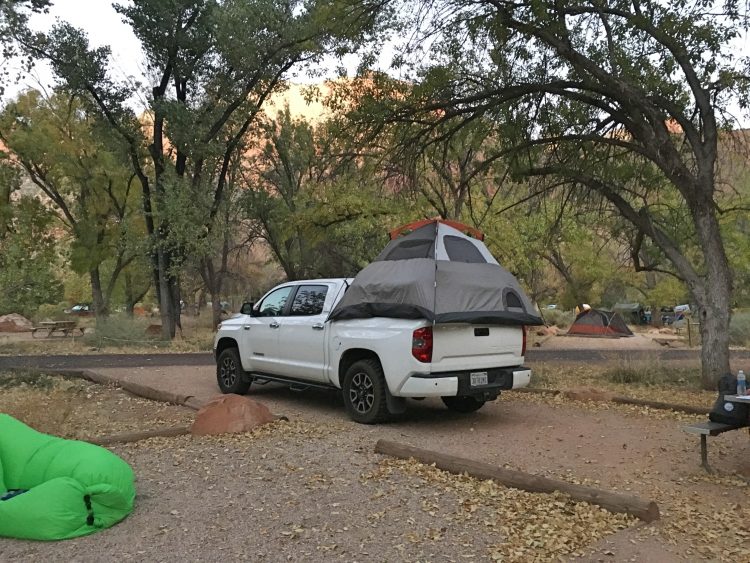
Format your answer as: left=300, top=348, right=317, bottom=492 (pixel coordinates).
left=213, top=278, right=531, bottom=423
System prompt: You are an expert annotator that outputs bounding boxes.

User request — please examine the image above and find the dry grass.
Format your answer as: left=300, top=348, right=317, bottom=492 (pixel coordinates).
left=0, top=371, right=194, bottom=439
left=0, top=317, right=215, bottom=355
left=530, top=361, right=715, bottom=410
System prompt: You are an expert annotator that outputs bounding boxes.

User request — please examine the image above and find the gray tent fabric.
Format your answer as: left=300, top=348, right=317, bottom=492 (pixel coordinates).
left=329, top=222, right=543, bottom=326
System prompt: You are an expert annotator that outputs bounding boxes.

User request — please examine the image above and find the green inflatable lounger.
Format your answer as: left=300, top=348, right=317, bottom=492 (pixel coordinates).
left=0, top=413, right=135, bottom=540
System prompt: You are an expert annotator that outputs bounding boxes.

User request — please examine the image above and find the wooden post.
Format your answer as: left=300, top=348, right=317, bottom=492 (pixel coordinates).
left=375, top=440, right=660, bottom=522
left=687, top=320, right=692, bottom=347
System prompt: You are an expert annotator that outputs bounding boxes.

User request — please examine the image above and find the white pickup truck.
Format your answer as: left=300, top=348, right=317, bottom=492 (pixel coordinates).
left=213, top=278, right=531, bottom=423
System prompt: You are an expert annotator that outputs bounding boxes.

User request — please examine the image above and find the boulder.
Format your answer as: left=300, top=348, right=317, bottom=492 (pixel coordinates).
left=0, top=314, right=33, bottom=333
left=191, top=394, right=276, bottom=436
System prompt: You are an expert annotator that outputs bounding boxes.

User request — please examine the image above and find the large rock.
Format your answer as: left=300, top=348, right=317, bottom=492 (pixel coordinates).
left=191, top=394, right=276, bottom=436
left=0, top=314, right=33, bottom=333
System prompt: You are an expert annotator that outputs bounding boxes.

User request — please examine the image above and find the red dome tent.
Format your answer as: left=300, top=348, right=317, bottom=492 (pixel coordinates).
left=567, top=309, right=634, bottom=338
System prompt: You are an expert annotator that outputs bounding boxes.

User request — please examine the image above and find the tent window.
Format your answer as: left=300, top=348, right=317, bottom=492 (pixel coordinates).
left=443, top=236, right=486, bottom=263
left=385, top=240, right=435, bottom=260
left=503, top=289, right=524, bottom=311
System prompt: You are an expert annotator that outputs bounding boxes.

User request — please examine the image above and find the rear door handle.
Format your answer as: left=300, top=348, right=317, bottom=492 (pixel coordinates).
left=269, top=321, right=280, bottom=329
left=312, top=323, right=324, bottom=331
left=243, top=325, right=251, bottom=331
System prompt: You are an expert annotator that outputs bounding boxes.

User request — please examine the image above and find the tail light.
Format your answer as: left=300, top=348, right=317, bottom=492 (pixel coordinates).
left=412, top=326, right=433, bottom=363
left=521, top=325, right=527, bottom=356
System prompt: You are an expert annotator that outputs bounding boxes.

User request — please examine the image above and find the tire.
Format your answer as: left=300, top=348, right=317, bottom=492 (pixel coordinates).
left=342, top=359, right=389, bottom=424
left=216, top=347, right=251, bottom=395
left=442, top=396, right=485, bottom=413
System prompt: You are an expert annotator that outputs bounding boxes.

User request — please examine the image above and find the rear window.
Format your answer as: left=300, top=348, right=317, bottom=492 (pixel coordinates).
left=444, top=236, right=486, bottom=263
left=289, top=285, right=329, bottom=316
left=385, top=239, right=435, bottom=260
left=503, top=289, right=524, bottom=311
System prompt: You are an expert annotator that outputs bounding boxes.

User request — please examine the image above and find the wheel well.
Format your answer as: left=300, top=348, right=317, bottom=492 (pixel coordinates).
left=215, top=337, right=239, bottom=359
left=337, top=348, right=382, bottom=387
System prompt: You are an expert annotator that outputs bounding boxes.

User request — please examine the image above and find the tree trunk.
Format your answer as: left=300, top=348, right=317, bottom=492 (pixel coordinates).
left=124, top=272, right=135, bottom=318
left=692, top=201, right=733, bottom=389
left=211, top=297, right=222, bottom=330
left=90, top=268, right=108, bottom=319
left=156, top=247, right=172, bottom=341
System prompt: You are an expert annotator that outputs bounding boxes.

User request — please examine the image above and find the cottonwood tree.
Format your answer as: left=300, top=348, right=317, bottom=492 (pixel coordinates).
left=0, top=163, right=62, bottom=316
left=241, top=108, right=390, bottom=280
left=367, top=0, right=750, bottom=387
left=0, top=89, right=145, bottom=318
left=21, top=0, right=389, bottom=339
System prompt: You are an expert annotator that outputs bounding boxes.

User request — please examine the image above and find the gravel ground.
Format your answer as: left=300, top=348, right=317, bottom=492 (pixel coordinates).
left=3, top=370, right=750, bottom=561
left=3, top=420, right=633, bottom=562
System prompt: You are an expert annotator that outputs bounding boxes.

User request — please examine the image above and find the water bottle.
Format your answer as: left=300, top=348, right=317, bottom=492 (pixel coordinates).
left=737, top=370, right=747, bottom=396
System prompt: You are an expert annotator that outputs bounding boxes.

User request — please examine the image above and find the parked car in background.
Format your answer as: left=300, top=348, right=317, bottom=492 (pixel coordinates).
left=64, top=303, right=94, bottom=316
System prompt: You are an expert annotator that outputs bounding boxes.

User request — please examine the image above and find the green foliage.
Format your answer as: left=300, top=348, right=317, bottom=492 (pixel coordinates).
left=729, top=311, right=750, bottom=347
left=241, top=108, right=391, bottom=279
left=34, top=302, right=69, bottom=322
left=0, top=196, right=63, bottom=317
left=540, top=309, right=574, bottom=329
left=0, top=89, right=147, bottom=316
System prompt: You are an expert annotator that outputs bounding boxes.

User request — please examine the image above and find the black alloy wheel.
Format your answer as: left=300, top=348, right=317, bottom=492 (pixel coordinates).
left=342, top=359, right=389, bottom=424
left=216, top=347, right=251, bottom=394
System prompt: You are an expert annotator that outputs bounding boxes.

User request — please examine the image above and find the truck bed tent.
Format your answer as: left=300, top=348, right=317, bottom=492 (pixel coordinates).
left=328, top=219, right=543, bottom=326
left=567, top=309, right=634, bottom=337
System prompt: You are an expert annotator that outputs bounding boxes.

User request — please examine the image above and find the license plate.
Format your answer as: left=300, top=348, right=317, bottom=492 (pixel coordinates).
left=470, top=372, right=488, bottom=386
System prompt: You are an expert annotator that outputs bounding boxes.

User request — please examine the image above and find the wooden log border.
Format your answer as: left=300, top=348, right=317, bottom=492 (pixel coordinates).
left=375, top=439, right=660, bottom=523
left=513, top=387, right=710, bottom=415
left=90, top=425, right=192, bottom=445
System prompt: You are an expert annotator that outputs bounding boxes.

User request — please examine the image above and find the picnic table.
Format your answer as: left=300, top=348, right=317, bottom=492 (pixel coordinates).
left=724, top=394, right=750, bottom=404
left=31, top=321, right=84, bottom=338
left=682, top=394, right=750, bottom=472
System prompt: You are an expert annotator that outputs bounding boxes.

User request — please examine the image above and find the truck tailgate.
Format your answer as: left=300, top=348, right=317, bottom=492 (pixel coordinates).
left=431, top=323, right=524, bottom=372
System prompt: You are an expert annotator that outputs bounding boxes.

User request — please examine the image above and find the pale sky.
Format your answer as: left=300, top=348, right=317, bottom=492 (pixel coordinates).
left=5, top=0, right=365, bottom=107
left=10, top=0, right=146, bottom=100
left=4, top=0, right=750, bottom=127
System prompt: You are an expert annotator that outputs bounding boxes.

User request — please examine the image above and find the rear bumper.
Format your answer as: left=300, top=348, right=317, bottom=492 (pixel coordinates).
left=396, top=367, right=531, bottom=398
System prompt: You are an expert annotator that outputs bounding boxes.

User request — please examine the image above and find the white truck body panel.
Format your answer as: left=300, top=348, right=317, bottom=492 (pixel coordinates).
left=214, top=278, right=531, bottom=398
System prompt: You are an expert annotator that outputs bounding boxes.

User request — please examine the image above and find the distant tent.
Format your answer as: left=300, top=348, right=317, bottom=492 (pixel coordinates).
left=329, top=219, right=543, bottom=326
left=567, top=309, right=634, bottom=337
left=613, top=302, right=645, bottom=325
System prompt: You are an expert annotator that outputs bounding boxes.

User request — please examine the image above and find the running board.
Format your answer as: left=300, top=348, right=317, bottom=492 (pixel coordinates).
left=250, top=372, right=336, bottom=392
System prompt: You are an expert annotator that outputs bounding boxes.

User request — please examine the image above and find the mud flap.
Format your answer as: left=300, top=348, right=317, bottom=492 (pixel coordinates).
left=385, top=384, right=407, bottom=415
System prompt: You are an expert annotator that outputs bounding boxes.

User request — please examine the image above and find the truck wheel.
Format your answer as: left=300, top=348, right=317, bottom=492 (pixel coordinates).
left=442, top=396, right=485, bottom=413
left=216, top=347, right=251, bottom=395
left=343, top=359, right=389, bottom=424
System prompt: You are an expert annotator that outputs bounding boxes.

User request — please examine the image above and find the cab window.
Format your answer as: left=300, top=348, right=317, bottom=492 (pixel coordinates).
left=256, top=286, right=293, bottom=317
left=289, top=285, right=329, bottom=316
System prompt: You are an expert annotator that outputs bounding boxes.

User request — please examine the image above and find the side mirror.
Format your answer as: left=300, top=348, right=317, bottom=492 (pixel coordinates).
left=240, top=302, right=255, bottom=316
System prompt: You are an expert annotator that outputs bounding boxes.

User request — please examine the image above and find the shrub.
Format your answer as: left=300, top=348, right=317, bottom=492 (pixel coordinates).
left=730, top=311, right=750, bottom=347
left=83, top=316, right=160, bottom=349
left=604, top=359, right=700, bottom=389
left=541, top=308, right=575, bottom=328
left=34, top=302, right=69, bottom=322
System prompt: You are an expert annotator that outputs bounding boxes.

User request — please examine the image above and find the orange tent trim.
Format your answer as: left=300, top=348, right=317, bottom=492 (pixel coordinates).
left=389, top=219, right=485, bottom=241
